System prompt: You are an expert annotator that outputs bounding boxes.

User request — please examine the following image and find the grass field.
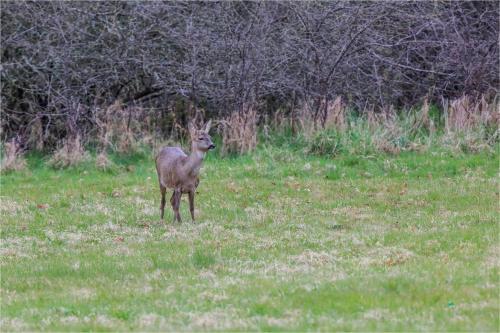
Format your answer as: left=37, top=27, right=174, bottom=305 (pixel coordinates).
left=1, top=146, right=498, bottom=331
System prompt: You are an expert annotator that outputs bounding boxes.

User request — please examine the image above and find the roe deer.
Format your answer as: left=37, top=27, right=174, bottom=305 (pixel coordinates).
left=155, top=120, right=215, bottom=222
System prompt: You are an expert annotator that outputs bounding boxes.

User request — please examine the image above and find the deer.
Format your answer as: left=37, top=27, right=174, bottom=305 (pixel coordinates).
left=155, top=120, right=216, bottom=223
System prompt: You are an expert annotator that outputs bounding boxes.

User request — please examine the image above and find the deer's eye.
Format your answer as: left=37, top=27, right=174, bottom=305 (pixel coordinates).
left=198, top=137, right=204, bottom=141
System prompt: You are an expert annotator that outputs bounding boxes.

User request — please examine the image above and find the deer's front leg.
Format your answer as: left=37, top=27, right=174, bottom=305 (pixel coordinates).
left=188, top=191, right=195, bottom=222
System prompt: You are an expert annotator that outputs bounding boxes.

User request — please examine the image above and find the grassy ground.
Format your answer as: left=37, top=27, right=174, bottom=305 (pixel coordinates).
left=1, top=146, right=498, bottom=331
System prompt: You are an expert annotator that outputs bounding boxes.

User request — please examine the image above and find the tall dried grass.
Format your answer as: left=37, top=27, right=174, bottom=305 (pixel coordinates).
left=48, top=134, right=89, bottom=168
left=323, top=96, right=347, bottom=130
left=97, top=99, right=154, bottom=154
left=1, top=139, right=27, bottom=172
left=444, top=95, right=497, bottom=132
left=297, top=97, right=347, bottom=136
left=27, top=117, right=45, bottom=151
left=95, top=151, right=114, bottom=171
left=438, top=95, right=499, bottom=153
left=270, top=94, right=497, bottom=156
left=412, top=97, right=435, bottom=135
left=221, top=106, right=258, bottom=155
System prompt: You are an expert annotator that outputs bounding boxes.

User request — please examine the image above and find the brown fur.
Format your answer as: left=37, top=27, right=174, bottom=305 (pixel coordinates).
left=155, top=120, right=215, bottom=222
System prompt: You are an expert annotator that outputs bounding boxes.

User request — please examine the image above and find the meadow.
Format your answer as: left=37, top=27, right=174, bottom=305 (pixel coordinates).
left=0, top=143, right=498, bottom=331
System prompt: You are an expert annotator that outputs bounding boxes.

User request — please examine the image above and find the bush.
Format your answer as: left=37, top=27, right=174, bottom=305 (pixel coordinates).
left=306, top=129, right=344, bottom=156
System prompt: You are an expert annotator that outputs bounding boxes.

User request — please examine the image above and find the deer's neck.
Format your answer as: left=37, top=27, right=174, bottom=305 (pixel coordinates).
left=184, top=146, right=205, bottom=176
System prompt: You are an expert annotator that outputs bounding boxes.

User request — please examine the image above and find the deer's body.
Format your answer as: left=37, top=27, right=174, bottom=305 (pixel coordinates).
left=155, top=121, right=214, bottom=222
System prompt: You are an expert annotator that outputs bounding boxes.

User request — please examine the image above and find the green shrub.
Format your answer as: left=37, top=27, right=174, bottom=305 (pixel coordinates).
left=306, top=129, right=344, bottom=156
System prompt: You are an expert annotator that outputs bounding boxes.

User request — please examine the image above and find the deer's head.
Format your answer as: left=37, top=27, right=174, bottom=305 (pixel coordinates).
left=189, top=120, right=216, bottom=152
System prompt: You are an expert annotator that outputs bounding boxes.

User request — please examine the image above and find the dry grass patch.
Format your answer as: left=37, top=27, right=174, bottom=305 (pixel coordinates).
left=221, top=106, right=258, bottom=155
left=0, top=317, right=29, bottom=331
left=332, top=206, right=374, bottom=221
left=96, top=100, right=153, bottom=154
left=359, top=246, right=415, bottom=268
left=290, top=249, right=337, bottom=267
left=445, top=95, right=497, bottom=132
left=482, top=245, right=499, bottom=270
left=0, top=236, right=45, bottom=261
left=0, top=197, right=23, bottom=214
left=136, top=313, right=168, bottom=329
left=188, top=308, right=251, bottom=331
left=48, top=135, right=89, bottom=168
left=95, top=151, right=114, bottom=170
left=70, top=288, right=95, bottom=300
left=1, top=139, right=26, bottom=172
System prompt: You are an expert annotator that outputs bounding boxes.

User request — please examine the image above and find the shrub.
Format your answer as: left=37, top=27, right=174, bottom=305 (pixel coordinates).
left=306, top=129, right=344, bottom=156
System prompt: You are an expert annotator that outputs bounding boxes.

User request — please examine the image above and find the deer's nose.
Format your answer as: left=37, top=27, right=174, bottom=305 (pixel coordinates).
left=209, top=144, right=216, bottom=150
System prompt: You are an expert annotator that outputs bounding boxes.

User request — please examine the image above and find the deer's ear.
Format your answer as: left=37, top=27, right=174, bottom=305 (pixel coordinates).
left=203, top=119, right=212, bottom=133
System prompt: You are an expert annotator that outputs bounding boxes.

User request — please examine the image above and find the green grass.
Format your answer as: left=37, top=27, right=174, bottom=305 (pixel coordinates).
left=1, top=146, right=498, bottom=331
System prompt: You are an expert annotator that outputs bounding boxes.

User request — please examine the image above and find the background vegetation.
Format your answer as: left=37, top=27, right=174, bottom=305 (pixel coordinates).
left=1, top=1, right=498, bottom=159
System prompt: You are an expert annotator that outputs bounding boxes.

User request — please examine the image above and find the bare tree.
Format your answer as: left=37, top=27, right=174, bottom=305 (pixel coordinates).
left=1, top=1, right=498, bottom=148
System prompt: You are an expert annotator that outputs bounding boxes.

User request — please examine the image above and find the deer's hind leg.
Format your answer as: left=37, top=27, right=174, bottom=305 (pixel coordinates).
left=188, top=190, right=195, bottom=222
left=160, top=185, right=166, bottom=221
left=170, top=188, right=182, bottom=223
